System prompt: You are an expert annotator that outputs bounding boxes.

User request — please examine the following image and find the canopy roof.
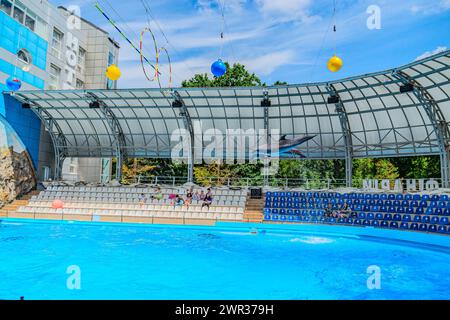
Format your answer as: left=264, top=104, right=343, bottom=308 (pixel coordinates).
left=7, top=50, right=450, bottom=160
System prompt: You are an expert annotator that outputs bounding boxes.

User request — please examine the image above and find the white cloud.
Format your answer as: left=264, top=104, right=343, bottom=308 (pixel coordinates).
left=415, top=46, right=447, bottom=61
left=241, top=50, right=296, bottom=75
left=256, top=0, right=311, bottom=14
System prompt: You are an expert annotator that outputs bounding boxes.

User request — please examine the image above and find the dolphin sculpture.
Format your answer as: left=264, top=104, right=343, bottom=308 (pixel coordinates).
left=253, top=135, right=316, bottom=158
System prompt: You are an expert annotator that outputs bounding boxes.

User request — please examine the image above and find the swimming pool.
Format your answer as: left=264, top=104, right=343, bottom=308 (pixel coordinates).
left=0, top=219, right=449, bottom=300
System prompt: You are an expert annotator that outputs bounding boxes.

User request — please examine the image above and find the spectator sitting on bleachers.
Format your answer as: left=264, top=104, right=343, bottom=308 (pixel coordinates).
left=201, top=189, right=213, bottom=209
left=193, top=190, right=200, bottom=200
left=337, top=203, right=352, bottom=218
left=138, top=193, right=147, bottom=206
left=199, top=190, right=206, bottom=201
left=185, top=188, right=193, bottom=207
left=325, top=203, right=337, bottom=218
left=151, top=187, right=163, bottom=201
left=173, top=194, right=185, bottom=206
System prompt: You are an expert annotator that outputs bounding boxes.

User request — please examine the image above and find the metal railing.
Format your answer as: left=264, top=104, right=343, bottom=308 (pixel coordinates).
left=130, top=176, right=443, bottom=190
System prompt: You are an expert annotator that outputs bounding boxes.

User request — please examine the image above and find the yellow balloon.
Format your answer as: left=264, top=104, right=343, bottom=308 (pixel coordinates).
left=106, top=64, right=121, bottom=81
left=327, top=55, right=343, bottom=72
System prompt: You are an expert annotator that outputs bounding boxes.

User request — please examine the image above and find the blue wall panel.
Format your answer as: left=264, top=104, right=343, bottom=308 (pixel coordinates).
left=0, top=10, right=48, bottom=71
left=0, top=9, right=48, bottom=170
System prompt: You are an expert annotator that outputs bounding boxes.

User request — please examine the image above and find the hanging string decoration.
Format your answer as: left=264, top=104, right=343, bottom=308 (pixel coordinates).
left=211, top=59, right=226, bottom=77
left=6, top=76, right=22, bottom=91
left=95, top=3, right=173, bottom=87
left=327, top=0, right=343, bottom=73
left=106, top=64, right=121, bottom=81
left=211, top=1, right=227, bottom=77
left=139, top=27, right=172, bottom=88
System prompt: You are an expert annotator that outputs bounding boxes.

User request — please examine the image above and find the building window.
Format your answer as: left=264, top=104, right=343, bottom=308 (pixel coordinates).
left=76, top=79, right=84, bottom=89
left=49, top=64, right=61, bottom=90
left=24, top=9, right=36, bottom=31
left=35, top=17, right=48, bottom=39
left=77, top=47, right=86, bottom=71
left=17, top=48, right=31, bottom=64
left=0, top=0, right=12, bottom=15
left=107, top=52, right=115, bottom=89
left=12, top=2, right=24, bottom=24
left=51, top=28, right=64, bottom=59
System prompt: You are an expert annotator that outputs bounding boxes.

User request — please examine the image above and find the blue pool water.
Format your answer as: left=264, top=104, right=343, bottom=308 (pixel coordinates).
left=0, top=219, right=449, bottom=300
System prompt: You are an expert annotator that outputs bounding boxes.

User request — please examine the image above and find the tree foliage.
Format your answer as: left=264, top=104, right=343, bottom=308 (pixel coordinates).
left=182, top=62, right=262, bottom=87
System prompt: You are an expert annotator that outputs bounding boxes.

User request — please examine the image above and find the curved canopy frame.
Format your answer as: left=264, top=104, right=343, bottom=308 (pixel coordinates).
left=5, top=50, right=450, bottom=184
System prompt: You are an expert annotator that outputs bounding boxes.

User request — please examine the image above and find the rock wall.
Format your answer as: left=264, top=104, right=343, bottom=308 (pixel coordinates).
left=0, top=147, right=36, bottom=208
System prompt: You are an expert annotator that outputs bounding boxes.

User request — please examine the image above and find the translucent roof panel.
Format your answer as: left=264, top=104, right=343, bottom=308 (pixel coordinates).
left=6, top=50, right=450, bottom=160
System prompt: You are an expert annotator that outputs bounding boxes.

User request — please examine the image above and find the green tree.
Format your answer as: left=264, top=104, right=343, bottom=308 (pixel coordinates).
left=182, top=62, right=262, bottom=87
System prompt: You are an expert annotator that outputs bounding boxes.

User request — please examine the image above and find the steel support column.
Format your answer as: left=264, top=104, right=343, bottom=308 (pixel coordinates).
left=15, top=94, right=69, bottom=180
left=326, top=84, right=353, bottom=187
left=172, top=91, right=195, bottom=183
left=393, top=70, right=450, bottom=188
left=262, top=90, right=270, bottom=186
left=87, top=93, right=127, bottom=181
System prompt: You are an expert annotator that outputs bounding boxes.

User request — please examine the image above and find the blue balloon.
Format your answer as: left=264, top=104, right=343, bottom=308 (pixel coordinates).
left=6, top=77, right=22, bottom=91
left=211, top=59, right=226, bottom=77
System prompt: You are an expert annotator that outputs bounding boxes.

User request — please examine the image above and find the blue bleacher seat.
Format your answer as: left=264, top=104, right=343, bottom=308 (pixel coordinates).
left=406, top=207, right=413, bottom=214
left=381, top=220, right=389, bottom=228
left=367, top=212, right=375, bottom=220
left=375, top=213, right=383, bottom=220
left=422, top=195, right=430, bottom=201
left=439, top=217, right=449, bottom=225
left=419, top=224, right=427, bottom=231
left=412, top=194, right=421, bottom=201
left=264, top=214, right=271, bottom=220
left=438, top=225, right=447, bottom=233
left=410, top=223, right=419, bottom=230
left=428, top=224, right=437, bottom=232
left=280, top=215, right=287, bottom=221
left=272, top=215, right=279, bottom=221
left=373, top=194, right=380, bottom=199
left=402, top=214, right=411, bottom=222
left=390, top=222, right=399, bottom=228
left=405, top=194, right=413, bottom=201
left=363, top=220, right=370, bottom=226
left=400, top=222, right=409, bottom=229
left=358, top=212, right=366, bottom=219
left=431, top=195, right=439, bottom=201
left=414, top=215, right=421, bottom=222
left=388, top=194, right=395, bottom=200
left=439, top=194, right=449, bottom=201
left=422, top=216, right=431, bottom=223
left=416, top=207, right=424, bottom=215
left=264, top=208, right=270, bottom=214
left=431, top=216, right=439, bottom=224
left=384, top=214, right=393, bottom=221
left=288, top=215, right=295, bottom=221
left=393, top=214, right=401, bottom=221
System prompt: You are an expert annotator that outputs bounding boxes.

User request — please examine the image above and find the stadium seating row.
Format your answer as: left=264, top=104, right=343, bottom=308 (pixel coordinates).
left=264, top=214, right=450, bottom=234
left=266, top=191, right=449, bottom=201
left=263, top=190, right=450, bottom=235
left=17, top=206, right=242, bottom=220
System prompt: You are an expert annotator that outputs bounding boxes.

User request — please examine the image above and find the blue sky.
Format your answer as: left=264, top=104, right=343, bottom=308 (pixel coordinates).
left=50, top=0, right=450, bottom=88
